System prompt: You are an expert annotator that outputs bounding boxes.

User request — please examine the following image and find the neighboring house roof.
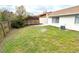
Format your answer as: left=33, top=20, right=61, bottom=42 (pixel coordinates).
left=24, top=16, right=39, bottom=20
left=38, top=12, right=52, bottom=17
left=49, top=5, right=79, bottom=17
left=39, top=5, right=79, bottom=17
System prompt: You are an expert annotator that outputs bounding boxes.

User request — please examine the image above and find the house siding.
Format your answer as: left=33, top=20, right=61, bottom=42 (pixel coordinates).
left=59, top=15, right=75, bottom=25
left=39, top=15, right=79, bottom=31
left=39, top=18, right=48, bottom=25
left=39, top=17, right=52, bottom=25
left=52, top=15, right=79, bottom=31
left=59, top=15, right=79, bottom=31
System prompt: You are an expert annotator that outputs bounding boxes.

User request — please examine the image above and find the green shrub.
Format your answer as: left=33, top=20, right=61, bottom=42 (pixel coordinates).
left=11, top=20, right=24, bottom=28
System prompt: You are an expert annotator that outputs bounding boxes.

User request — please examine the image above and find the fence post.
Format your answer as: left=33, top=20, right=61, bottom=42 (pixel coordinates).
left=0, top=22, right=6, bottom=37
left=7, top=21, right=10, bottom=31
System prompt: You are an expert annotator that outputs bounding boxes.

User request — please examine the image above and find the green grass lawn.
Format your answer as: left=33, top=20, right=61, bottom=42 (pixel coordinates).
left=0, top=25, right=79, bottom=53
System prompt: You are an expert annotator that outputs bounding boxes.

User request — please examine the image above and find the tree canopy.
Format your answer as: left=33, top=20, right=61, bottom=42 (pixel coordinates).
left=16, top=5, right=28, bottom=20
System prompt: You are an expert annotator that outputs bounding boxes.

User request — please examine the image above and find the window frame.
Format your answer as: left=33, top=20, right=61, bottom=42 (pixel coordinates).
left=75, top=15, right=79, bottom=24
left=52, top=17, right=59, bottom=23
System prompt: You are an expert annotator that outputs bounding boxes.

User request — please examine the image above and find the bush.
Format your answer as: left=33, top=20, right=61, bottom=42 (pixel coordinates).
left=11, top=20, right=24, bottom=28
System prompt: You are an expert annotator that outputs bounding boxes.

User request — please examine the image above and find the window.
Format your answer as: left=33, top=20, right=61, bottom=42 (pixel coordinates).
left=52, top=17, right=59, bottom=23
left=75, top=15, right=79, bottom=24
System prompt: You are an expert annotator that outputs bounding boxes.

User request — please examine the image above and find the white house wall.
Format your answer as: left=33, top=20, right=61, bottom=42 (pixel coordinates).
left=39, top=15, right=79, bottom=31
left=59, top=15, right=75, bottom=26
left=66, top=24, right=79, bottom=31
left=59, top=15, right=79, bottom=31
left=53, top=15, right=79, bottom=31
left=39, top=18, right=47, bottom=25
left=39, top=18, right=52, bottom=25
left=52, top=15, right=79, bottom=31
left=47, top=18, right=52, bottom=25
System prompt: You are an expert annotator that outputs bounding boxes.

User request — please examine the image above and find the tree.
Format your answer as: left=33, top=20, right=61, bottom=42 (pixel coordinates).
left=1, top=10, right=9, bottom=21
left=16, top=5, right=28, bottom=20
left=1, top=10, right=13, bottom=20
left=0, top=10, right=15, bottom=30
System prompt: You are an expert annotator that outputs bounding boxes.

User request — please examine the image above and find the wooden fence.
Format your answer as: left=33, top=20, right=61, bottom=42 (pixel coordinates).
left=0, top=21, right=11, bottom=40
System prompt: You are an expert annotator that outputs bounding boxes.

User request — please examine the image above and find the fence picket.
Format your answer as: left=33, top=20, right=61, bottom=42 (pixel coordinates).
left=0, top=21, right=11, bottom=39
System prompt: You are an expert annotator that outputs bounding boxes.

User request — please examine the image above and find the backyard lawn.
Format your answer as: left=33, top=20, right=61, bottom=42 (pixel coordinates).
left=0, top=25, right=79, bottom=53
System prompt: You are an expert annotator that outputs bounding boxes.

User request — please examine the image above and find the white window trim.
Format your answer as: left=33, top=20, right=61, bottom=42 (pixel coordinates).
left=52, top=17, right=59, bottom=23
left=75, top=15, right=79, bottom=24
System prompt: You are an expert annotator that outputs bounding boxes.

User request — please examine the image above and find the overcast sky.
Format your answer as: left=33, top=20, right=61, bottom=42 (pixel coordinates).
left=0, top=0, right=79, bottom=15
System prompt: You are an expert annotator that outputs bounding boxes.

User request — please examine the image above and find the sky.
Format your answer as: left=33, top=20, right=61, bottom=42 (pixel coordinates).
left=0, top=0, right=79, bottom=15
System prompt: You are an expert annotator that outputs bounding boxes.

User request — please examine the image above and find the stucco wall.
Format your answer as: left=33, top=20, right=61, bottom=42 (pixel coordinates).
left=59, top=15, right=75, bottom=25
left=59, top=15, right=79, bottom=31
left=39, top=15, right=79, bottom=31
left=39, top=18, right=47, bottom=25
left=39, top=17, right=52, bottom=25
